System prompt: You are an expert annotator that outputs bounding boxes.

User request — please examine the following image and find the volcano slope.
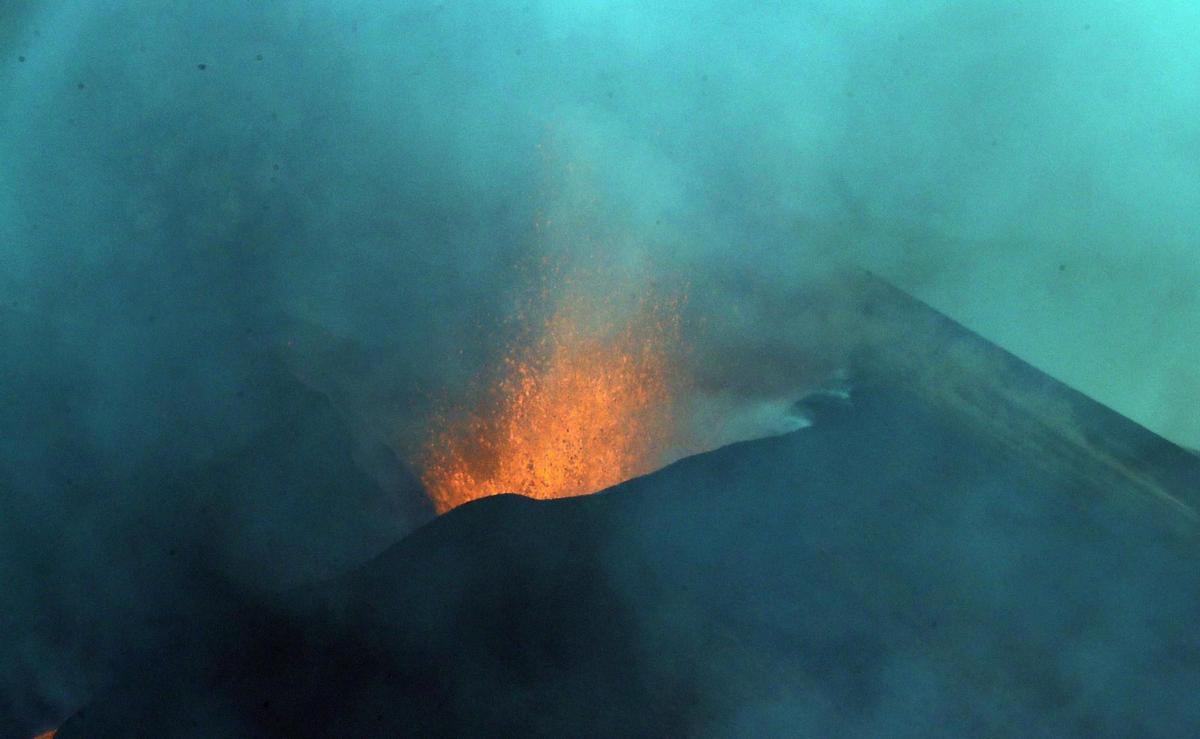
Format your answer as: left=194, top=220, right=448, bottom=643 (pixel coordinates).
left=59, top=285, right=1200, bottom=737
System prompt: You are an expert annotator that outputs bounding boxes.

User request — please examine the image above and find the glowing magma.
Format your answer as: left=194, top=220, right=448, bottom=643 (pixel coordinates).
left=421, top=290, right=682, bottom=514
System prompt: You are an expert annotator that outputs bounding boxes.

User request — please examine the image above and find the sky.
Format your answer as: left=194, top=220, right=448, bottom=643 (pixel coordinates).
left=1, top=0, right=1197, bottom=732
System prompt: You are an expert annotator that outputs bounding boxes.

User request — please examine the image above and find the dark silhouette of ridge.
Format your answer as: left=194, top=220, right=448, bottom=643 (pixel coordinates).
left=58, top=275, right=1200, bottom=737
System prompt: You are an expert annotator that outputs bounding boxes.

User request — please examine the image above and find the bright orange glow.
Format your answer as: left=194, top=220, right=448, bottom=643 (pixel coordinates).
left=421, top=282, right=684, bottom=514
left=33, top=731, right=56, bottom=739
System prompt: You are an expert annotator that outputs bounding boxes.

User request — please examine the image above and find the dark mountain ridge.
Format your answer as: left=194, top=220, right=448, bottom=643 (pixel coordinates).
left=56, top=277, right=1200, bottom=737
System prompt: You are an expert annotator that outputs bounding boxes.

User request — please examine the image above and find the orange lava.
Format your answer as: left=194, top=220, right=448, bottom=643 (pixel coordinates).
left=33, top=731, right=56, bottom=739
left=421, top=286, right=683, bottom=514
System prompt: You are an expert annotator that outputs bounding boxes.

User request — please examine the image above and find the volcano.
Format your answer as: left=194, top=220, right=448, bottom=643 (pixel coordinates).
left=53, top=275, right=1200, bottom=737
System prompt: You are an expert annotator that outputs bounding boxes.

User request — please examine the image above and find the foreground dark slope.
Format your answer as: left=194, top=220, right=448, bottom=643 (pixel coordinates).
left=59, top=278, right=1200, bottom=737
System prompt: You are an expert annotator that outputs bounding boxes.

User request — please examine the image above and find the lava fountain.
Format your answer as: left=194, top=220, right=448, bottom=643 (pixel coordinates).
left=420, top=271, right=686, bottom=514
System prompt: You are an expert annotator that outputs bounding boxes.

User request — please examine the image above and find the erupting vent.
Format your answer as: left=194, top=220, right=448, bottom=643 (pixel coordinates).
left=421, top=278, right=684, bottom=514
